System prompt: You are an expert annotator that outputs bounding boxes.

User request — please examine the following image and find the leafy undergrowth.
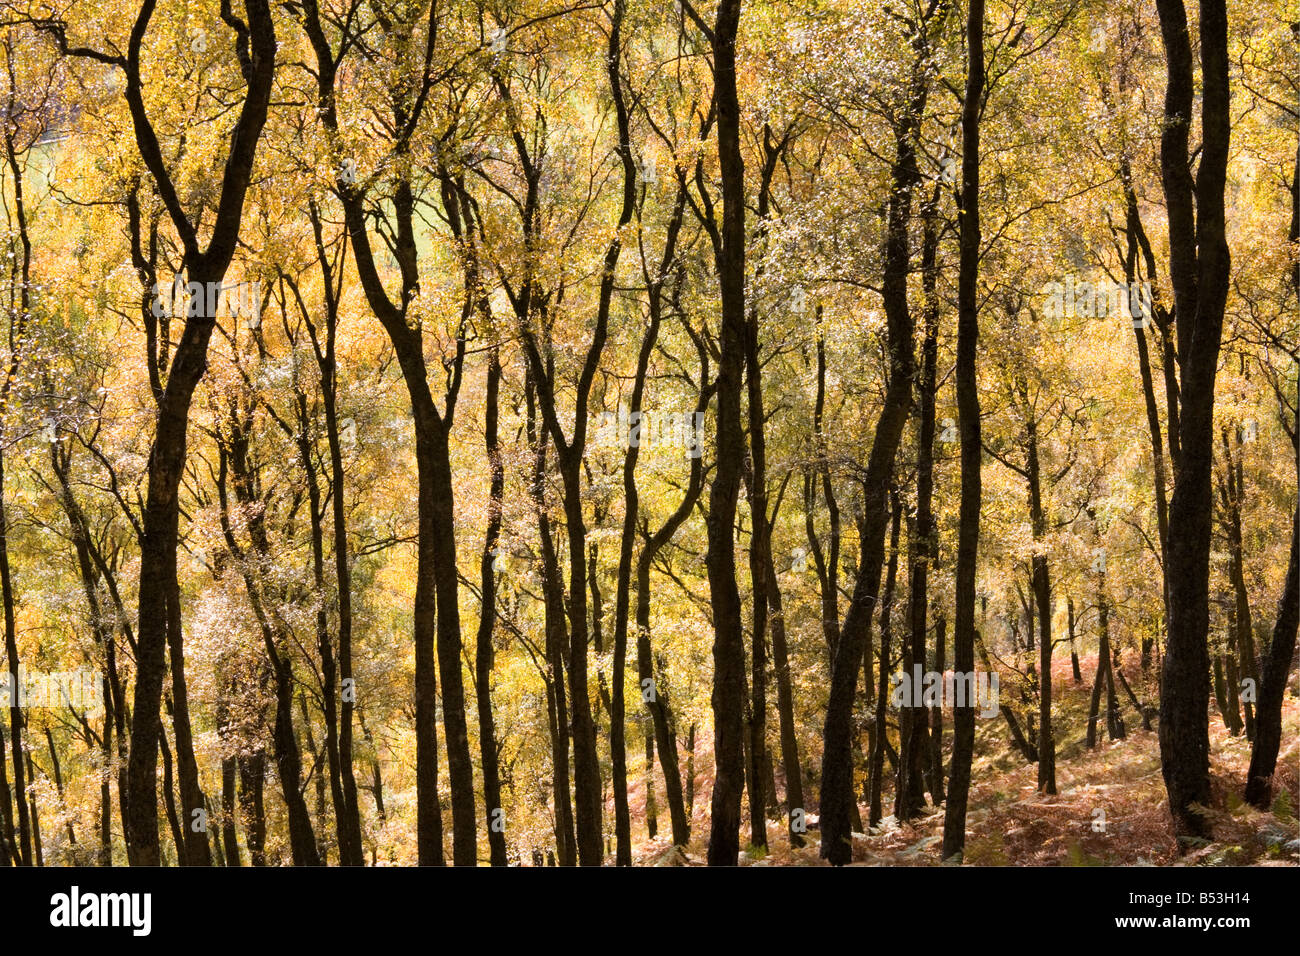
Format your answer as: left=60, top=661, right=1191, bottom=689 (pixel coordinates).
left=628, top=657, right=1299, bottom=866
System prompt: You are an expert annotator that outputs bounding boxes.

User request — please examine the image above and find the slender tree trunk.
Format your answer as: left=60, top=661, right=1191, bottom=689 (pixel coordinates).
left=158, top=721, right=184, bottom=863
left=1020, top=386, right=1055, bottom=793
left=873, top=496, right=902, bottom=827
left=702, top=0, right=748, bottom=867
left=926, top=613, right=946, bottom=804
left=528, top=379, right=576, bottom=866
left=644, top=726, right=658, bottom=840
left=765, top=540, right=804, bottom=845
left=0, top=456, right=30, bottom=866
left=1221, top=429, right=1258, bottom=739
left=0, top=719, right=15, bottom=865
left=899, top=186, right=943, bottom=822
left=1068, top=598, right=1082, bottom=682
left=26, top=755, right=40, bottom=866
left=943, top=0, right=984, bottom=865
left=631, top=341, right=709, bottom=849
left=476, top=347, right=508, bottom=866
left=806, top=317, right=843, bottom=661
left=1245, top=520, right=1299, bottom=807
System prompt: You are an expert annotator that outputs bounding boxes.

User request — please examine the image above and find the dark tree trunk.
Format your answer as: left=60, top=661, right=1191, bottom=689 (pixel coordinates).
left=26, top=755, right=40, bottom=866
left=943, top=0, right=984, bottom=865
left=899, top=185, right=943, bottom=822
left=302, top=1, right=476, bottom=865
left=1121, top=158, right=1172, bottom=644
left=217, top=427, right=319, bottom=865
left=1020, top=385, right=1056, bottom=794
left=765, top=536, right=804, bottom=845
left=157, top=722, right=184, bottom=863
left=220, top=744, right=240, bottom=867
left=1244, top=154, right=1299, bottom=806
left=44, top=729, right=77, bottom=850
left=700, top=0, right=748, bottom=868
left=873, top=496, right=902, bottom=828
left=1221, top=429, right=1258, bottom=739
left=238, top=749, right=266, bottom=866
left=297, top=695, right=329, bottom=863
left=295, top=214, right=365, bottom=865
left=686, top=724, right=696, bottom=815
left=292, top=389, right=352, bottom=865
left=926, top=613, right=947, bottom=804
left=644, top=726, right=658, bottom=840
left=632, top=332, right=710, bottom=849
left=806, top=317, right=843, bottom=660
left=1087, top=566, right=1126, bottom=747
left=120, top=0, right=277, bottom=865
left=818, top=6, right=940, bottom=860
left=608, top=167, right=688, bottom=866
left=739, top=126, right=788, bottom=851
left=476, top=347, right=508, bottom=866
left=0, top=719, right=15, bottom=865
left=1154, top=0, right=1232, bottom=843
left=0, top=328, right=30, bottom=871
left=50, top=442, right=129, bottom=864
left=527, top=378, right=576, bottom=866
left=1245, top=520, right=1299, bottom=807
left=1068, top=598, right=1082, bottom=682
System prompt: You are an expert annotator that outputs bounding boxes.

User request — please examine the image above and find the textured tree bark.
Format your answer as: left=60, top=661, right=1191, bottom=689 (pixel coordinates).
left=1155, top=0, right=1232, bottom=842
left=942, top=0, right=984, bottom=865
left=238, top=749, right=266, bottom=866
left=698, top=0, right=748, bottom=868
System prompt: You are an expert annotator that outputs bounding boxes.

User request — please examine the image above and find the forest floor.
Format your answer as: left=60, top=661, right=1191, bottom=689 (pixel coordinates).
left=629, top=653, right=1300, bottom=866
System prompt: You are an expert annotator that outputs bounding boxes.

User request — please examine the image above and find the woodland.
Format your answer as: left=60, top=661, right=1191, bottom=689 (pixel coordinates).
left=0, top=0, right=1290, bottom=868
